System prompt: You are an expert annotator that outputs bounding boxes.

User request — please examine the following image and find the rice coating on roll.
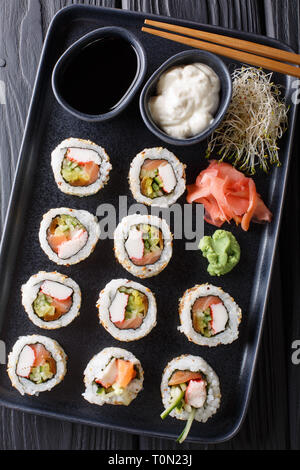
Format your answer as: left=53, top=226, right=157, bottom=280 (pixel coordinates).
left=21, top=271, right=81, bottom=329
left=114, top=214, right=173, bottom=279
left=7, top=335, right=67, bottom=396
left=161, top=354, right=221, bottom=423
left=51, top=138, right=112, bottom=197
left=83, top=347, right=143, bottom=406
left=97, top=278, right=157, bottom=341
left=129, top=147, right=186, bottom=207
left=178, top=284, right=242, bottom=347
left=39, top=207, right=100, bottom=266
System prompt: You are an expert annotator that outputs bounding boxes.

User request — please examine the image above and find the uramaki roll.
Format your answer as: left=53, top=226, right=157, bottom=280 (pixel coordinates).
left=39, top=207, right=100, bottom=266
left=160, top=354, right=221, bottom=443
left=21, top=271, right=81, bottom=329
left=51, top=138, right=112, bottom=197
left=83, top=347, right=143, bottom=406
left=7, top=335, right=67, bottom=396
left=178, top=284, right=242, bottom=347
left=129, top=147, right=186, bottom=207
left=161, top=354, right=221, bottom=422
left=97, top=278, right=157, bottom=341
left=114, top=214, right=172, bottom=279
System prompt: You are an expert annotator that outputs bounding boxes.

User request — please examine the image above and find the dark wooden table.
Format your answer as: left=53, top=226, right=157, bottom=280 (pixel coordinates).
left=0, top=0, right=299, bottom=450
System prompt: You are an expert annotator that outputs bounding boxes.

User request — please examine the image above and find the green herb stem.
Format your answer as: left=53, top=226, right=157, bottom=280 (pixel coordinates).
left=177, top=408, right=197, bottom=444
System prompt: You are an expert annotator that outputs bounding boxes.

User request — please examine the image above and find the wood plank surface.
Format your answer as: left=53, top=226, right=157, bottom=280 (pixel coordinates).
left=263, top=0, right=300, bottom=451
left=0, top=0, right=299, bottom=450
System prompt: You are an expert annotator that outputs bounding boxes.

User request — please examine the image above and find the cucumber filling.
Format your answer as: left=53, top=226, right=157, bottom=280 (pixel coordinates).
left=61, top=153, right=99, bottom=187
left=140, top=168, right=165, bottom=199
left=62, top=157, right=89, bottom=184
left=193, top=307, right=213, bottom=337
left=32, top=291, right=72, bottom=322
left=138, top=224, right=164, bottom=255
left=118, top=287, right=148, bottom=322
left=192, top=303, right=229, bottom=338
left=48, top=214, right=85, bottom=237
left=29, top=363, right=54, bottom=384
left=162, top=374, right=208, bottom=444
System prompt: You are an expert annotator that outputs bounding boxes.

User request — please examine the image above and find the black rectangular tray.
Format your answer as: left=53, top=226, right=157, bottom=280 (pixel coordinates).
left=0, top=5, right=298, bottom=444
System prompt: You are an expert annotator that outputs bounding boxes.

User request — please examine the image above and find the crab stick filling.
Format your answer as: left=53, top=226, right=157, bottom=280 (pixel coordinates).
left=140, top=159, right=176, bottom=199
left=192, top=295, right=228, bottom=337
left=33, top=280, right=73, bottom=322
left=61, top=147, right=100, bottom=187
left=47, top=214, right=88, bottom=259
left=94, top=358, right=137, bottom=394
left=125, top=224, right=163, bottom=266
left=109, top=287, right=148, bottom=330
left=166, top=370, right=207, bottom=412
left=16, top=343, right=56, bottom=384
left=184, top=378, right=207, bottom=408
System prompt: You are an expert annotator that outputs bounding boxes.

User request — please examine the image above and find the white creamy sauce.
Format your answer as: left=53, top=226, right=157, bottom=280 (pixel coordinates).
left=148, top=63, right=220, bottom=139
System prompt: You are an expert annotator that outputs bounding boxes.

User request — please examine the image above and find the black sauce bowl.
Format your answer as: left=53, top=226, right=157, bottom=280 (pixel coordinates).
left=139, top=50, right=232, bottom=146
left=52, top=27, right=147, bottom=122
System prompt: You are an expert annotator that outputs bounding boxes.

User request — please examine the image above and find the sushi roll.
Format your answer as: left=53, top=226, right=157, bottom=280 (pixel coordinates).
left=97, top=278, right=157, bottom=341
left=51, top=138, right=112, bottom=197
left=39, top=207, right=100, bottom=265
left=129, top=147, right=186, bottom=207
left=7, top=335, right=67, bottom=396
left=160, top=354, right=221, bottom=443
left=178, top=284, right=242, bottom=347
left=83, top=347, right=143, bottom=406
left=114, top=214, right=172, bottom=278
left=21, top=271, right=81, bottom=329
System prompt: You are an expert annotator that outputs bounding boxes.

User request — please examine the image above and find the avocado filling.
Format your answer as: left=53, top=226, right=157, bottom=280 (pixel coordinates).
left=192, top=307, right=213, bottom=337
left=118, top=287, right=148, bottom=322
left=46, top=214, right=88, bottom=258
left=125, top=223, right=164, bottom=267
left=94, top=384, right=131, bottom=406
left=138, top=224, right=163, bottom=256
left=48, top=214, right=85, bottom=237
left=29, top=363, right=55, bottom=384
left=16, top=343, right=57, bottom=384
left=191, top=297, right=228, bottom=337
left=61, top=150, right=99, bottom=187
left=33, top=293, right=55, bottom=318
left=140, top=167, right=165, bottom=199
left=32, top=291, right=72, bottom=322
left=61, top=157, right=88, bottom=184
left=46, top=214, right=86, bottom=254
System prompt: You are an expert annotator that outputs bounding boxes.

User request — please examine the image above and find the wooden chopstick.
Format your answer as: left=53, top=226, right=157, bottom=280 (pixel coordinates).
left=145, top=19, right=300, bottom=66
left=142, top=26, right=300, bottom=78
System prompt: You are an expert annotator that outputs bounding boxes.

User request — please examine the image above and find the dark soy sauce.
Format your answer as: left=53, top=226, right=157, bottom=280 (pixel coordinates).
left=59, top=37, right=139, bottom=115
